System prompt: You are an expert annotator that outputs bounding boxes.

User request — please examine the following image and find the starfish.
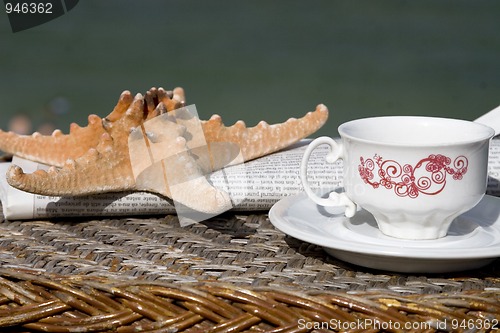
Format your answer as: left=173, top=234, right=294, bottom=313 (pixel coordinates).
left=4, top=87, right=329, bottom=214
left=0, top=87, right=185, bottom=167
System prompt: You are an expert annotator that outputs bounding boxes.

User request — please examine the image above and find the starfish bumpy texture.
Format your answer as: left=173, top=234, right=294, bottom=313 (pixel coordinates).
left=2, top=87, right=329, bottom=214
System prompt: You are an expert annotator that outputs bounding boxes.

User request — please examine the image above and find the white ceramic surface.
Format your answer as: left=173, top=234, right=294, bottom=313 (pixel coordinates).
left=269, top=191, right=500, bottom=273
left=300, top=116, right=495, bottom=239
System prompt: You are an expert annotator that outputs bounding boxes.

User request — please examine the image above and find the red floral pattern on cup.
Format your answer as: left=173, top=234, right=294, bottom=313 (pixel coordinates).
left=358, top=154, right=468, bottom=198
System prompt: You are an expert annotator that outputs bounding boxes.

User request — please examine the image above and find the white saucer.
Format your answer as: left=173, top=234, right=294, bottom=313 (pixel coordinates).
left=269, top=192, right=500, bottom=273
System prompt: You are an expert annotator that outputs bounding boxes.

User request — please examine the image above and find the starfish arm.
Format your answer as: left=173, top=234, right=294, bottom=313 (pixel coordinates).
left=0, top=116, right=104, bottom=167
left=132, top=116, right=232, bottom=214
left=134, top=150, right=232, bottom=215
left=7, top=139, right=136, bottom=196
left=5, top=93, right=148, bottom=196
left=0, top=90, right=134, bottom=167
left=202, top=104, right=329, bottom=162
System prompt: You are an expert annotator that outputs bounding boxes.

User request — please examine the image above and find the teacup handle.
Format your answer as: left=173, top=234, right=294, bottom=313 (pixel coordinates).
left=300, top=137, right=357, bottom=217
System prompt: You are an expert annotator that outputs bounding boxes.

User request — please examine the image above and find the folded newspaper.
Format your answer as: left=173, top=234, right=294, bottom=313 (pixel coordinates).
left=1, top=139, right=500, bottom=220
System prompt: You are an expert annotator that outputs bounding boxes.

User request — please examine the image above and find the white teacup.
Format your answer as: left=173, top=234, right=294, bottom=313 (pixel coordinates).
left=300, top=116, right=495, bottom=240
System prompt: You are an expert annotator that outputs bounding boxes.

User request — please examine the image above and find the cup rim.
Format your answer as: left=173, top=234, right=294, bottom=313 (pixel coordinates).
left=338, top=116, right=495, bottom=147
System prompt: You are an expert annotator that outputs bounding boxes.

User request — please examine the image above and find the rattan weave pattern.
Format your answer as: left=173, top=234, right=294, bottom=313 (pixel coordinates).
left=0, top=269, right=498, bottom=333
left=0, top=211, right=499, bottom=332
left=0, top=212, right=499, bottom=294
left=0, top=214, right=500, bottom=293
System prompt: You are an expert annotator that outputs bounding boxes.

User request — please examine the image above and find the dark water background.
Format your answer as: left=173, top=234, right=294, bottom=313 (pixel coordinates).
left=1, top=0, right=499, bottom=137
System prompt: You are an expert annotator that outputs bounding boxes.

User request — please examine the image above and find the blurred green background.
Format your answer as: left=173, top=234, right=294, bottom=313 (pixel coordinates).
left=1, top=0, right=499, bottom=137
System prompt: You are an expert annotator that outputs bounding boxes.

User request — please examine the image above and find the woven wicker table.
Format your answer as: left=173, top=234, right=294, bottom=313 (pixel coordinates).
left=0, top=209, right=499, bottom=332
